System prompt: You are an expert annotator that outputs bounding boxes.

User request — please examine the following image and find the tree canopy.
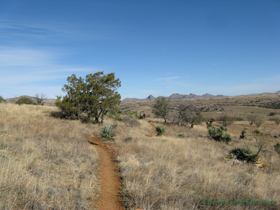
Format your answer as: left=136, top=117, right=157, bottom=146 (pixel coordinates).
left=152, top=97, right=171, bottom=123
left=56, top=72, right=121, bottom=123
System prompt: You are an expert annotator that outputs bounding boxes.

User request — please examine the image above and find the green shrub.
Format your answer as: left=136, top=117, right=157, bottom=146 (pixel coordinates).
left=15, top=97, right=36, bottom=105
left=274, top=143, right=280, bottom=154
left=206, top=118, right=214, bottom=128
left=116, top=116, right=124, bottom=122
left=177, top=133, right=185, bottom=138
left=156, top=126, right=165, bottom=136
left=253, top=129, right=263, bottom=135
left=235, top=117, right=244, bottom=121
left=124, top=136, right=133, bottom=142
left=118, top=110, right=124, bottom=114
left=228, top=147, right=258, bottom=163
left=269, top=112, right=276, bottom=116
left=208, top=126, right=232, bottom=143
left=101, top=124, right=115, bottom=140
left=240, top=127, right=247, bottom=139
left=0, top=96, right=4, bottom=103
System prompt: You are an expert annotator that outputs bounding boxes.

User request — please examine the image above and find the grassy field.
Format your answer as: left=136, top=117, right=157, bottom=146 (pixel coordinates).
left=0, top=103, right=100, bottom=209
left=1, top=93, right=280, bottom=209
left=117, top=95, right=280, bottom=209
left=115, top=119, right=280, bottom=209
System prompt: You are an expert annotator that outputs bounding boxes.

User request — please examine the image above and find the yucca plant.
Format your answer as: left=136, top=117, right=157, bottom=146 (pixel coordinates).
left=101, top=124, right=115, bottom=140
left=156, top=126, right=165, bottom=136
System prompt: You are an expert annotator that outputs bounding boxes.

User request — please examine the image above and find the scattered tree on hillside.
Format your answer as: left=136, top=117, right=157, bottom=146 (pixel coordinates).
left=55, top=72, right=121, bottom=124
left=247, top=114, right=257, bottom=126
left=35, top=93, right=46, bottom=105
left=152, top=97, right=171, bottom=124
left=15, top=97, right=36, bottom=105
left=219, top=113, right=235, bottom=127
left=176, top=103, right=203, bottom=127
left=0, top=96, right=4, bottom=103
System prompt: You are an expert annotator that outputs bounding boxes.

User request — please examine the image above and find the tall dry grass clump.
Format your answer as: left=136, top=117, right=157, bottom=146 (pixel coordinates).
left=0, top=103, right=100, bottom=209
left=116, top=120, right=280, bottom=209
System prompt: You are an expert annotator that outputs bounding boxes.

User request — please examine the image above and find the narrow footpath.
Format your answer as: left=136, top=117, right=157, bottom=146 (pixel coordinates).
left=87, top=136, right=124, bottom=210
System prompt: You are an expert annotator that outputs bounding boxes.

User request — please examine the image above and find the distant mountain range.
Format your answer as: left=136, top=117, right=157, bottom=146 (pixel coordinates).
left=122, top=91, right=280, bottom=102
left=122, top=93, right=227, bottom=102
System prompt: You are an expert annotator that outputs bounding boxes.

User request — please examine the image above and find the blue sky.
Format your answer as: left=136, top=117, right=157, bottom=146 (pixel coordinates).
left=0, top=0, right=279, bottom=99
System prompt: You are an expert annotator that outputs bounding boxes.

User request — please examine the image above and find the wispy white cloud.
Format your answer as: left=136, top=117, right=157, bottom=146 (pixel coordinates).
left=0, top=19, right=116, bottom=42
left=0, top=47, right=103, bottom=98
left=154, top=76, right=179, bottom=82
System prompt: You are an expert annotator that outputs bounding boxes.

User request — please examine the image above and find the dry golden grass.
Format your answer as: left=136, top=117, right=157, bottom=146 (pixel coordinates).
left=0, top=103, right=100, bottom=209
left=115, top=117, right=280, bottom=209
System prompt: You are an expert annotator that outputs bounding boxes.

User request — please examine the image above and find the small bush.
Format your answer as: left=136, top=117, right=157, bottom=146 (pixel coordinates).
left=15, top=97, right=36, bottom=105
left=219, top=113, right=235, bottom=127
left=235, top=117, right=244, bottom=121
left=255, top=116, right=264, bottom=127
left=247, top=114, right=257, bottom=126
left=177, top=133, right=185, bottom=138
left=208, top=126, right=232, bottom=143
left=0, top=96, right=4, bottom=103
left=124, top=136, right=133, bottom=142
left=118, top=110, right=124, bottom=114
left=253, top=129, right=263, bottom=135
left=240, top=127, right=247, bottom=139
left=274, top=143, right=280, bottom=154
left=206, top=118, right=214, bottom=128
left=101, top=124, right=115, bottom=140
left=156, top=126, right=165, bottom=136
left=116, top=116, right=124, bottom=122
left=229, top=147, right=258, bottom=163
left=269, top=112, right=276, bottom=116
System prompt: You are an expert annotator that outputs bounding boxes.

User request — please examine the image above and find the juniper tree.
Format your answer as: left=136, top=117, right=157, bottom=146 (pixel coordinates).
left=56, top=72, right=121, bottom=124
left=152, top=97, right=170, bottom=124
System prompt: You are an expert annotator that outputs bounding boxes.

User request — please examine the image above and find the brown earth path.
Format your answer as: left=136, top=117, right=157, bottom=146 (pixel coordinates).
left=86, top=121, right=156, bottom=210
left=87, top=136, right=124, bottom=210
left=147, top=120, right=157, bottom=137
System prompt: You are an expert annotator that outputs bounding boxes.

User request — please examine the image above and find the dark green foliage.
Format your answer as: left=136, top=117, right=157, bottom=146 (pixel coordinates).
left=208, top=126, right=232, bottom=143
left=0, top=96, right=4, bottom=103
left=118, top=110, right=124, bottom=114
left=177, top=133, right=185, bottom=138
left=152, top=97, right=171, bottom=124
left=55, top=72, right=121, bottom=123
left=229, top=147, right=259, bottom=163
left=274, top=143, right=280, bottom=153
left=274, top=143, right=280, bottom=154
left=156, top=126, right=165, bottom=136
left=240, top=127, right=247, bottom=139
left=269, top=112, right=276, bottom=116
left=206, top=118, right=214, bottom=128
left=101, top=124, right=115, bottom=140
left=253, top=129, right=263, bottom=135
left=116, top=117, right=124, bottom=122
left=124, top=136, right=133, bottom=142
left=235, top=117, right=244, bottom=121
left=15, top=97, right=36, bottom=105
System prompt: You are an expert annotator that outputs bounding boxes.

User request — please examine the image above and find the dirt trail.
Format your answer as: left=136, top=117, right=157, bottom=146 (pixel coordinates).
left=147, top=120, right=157, bottom=137
left=87, top=136, right=124, bottom=210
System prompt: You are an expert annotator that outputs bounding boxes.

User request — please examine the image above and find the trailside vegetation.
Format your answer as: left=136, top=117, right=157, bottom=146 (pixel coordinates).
left=55, top=72, right=121, bottom=124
